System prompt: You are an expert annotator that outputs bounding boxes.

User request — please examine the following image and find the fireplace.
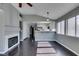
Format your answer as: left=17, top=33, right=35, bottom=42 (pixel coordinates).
left=4, top=34, right=19, bottom=53
left=8, top=36, right=18, bottom=48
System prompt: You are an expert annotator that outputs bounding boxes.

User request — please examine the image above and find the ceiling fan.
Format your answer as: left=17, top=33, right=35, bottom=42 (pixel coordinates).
left=18, top=3, right=33, bottom=18
left=19, top=3, right=33, bottom=8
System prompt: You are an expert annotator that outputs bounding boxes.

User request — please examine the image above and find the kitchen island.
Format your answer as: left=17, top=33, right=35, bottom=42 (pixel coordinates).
left=35, top=31, right=56, bottom=41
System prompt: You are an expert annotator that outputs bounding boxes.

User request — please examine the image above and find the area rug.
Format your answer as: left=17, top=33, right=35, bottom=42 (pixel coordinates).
left=36, top=42, right=56, bottom=56
left=37, top=42, right=52, bottom=47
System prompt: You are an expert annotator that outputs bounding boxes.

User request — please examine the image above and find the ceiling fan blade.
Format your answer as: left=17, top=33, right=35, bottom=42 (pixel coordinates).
left=26, top=3, right=33, bottom=7
left=19, top=3, right=22, bottom=8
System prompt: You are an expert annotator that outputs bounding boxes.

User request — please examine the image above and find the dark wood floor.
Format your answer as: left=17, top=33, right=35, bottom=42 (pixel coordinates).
left=49, top=41, right=77, bottom=56
left=3, top=38, right=77, bottom=56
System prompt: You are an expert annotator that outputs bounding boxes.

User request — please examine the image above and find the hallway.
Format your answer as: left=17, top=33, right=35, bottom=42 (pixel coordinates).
left=7, top=38, right=76, bottom=56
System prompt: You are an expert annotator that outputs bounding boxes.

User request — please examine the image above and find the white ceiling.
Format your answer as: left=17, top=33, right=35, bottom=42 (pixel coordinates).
left=12, top=3, right=79, bottom=20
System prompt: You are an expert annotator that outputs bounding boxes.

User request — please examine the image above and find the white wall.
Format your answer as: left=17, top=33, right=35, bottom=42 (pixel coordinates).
left=37, top=23, right=49, bottom=31
left=0, top=6, right=5, bottom=52
left=23, top=15, right=47, bottom=23
left=0, top=3, right=21, bottom=53
left=3, top=4, right=20, bottom=35
left=49, top=21, right=56, bottom=31
left=22, top=22, right=30, bottom=41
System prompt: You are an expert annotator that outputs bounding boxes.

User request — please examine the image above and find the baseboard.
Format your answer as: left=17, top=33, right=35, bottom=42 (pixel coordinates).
left=56, top=41, right=78, bottom=56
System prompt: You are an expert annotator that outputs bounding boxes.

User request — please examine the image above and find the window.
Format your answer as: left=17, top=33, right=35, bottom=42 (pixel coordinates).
left=57, top=22, right=61, bottom=34
left=67, top=17, right=75, bottom=36
left=60, top=21, right=64, bottom=34
left=76, top=15, right=79, bottom=37
left=57, top=20, right=64, bottom=34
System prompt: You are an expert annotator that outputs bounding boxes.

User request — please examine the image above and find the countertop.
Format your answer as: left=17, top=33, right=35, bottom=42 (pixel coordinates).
left=35, top=30, right=55, bottom=33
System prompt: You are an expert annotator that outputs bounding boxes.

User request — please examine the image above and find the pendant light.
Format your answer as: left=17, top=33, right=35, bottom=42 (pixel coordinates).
left=46, top=11, right=50, bottom=21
